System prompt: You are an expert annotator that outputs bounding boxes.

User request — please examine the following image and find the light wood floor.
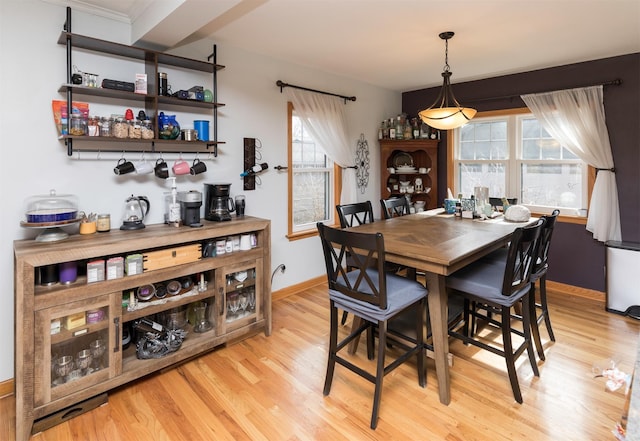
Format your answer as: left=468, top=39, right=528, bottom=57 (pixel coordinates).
left=2, top=282, right=638, bottom=440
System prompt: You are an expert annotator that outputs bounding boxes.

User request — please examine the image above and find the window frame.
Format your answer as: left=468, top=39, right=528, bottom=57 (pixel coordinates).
left=287, top=102, right=342, bottom=240
left=447, top=108, right=594, bottom=224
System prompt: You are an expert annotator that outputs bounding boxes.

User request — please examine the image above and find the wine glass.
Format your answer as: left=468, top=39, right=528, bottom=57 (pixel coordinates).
left=90, top=339, right=106, bottom=370
left=55, top=355, right=74, bottom=383
left=227, top=293, right=240, bottom=319
left=76, top=349, right=93, bottom=374
left=248, top=288, right=256, bottom=312
left=239, top=293, right=248, bottom=316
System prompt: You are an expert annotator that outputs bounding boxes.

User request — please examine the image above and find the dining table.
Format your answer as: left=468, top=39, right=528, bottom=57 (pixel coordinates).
left=348, top=208, right=535, bottom=405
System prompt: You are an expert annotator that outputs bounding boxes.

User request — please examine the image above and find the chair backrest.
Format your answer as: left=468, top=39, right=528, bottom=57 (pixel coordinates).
left=533, top=209, right=560, bottom=274
left=336, top=201, right=375, bottom=228
left=502, top=218, right=545, bottom=296
left=380, top=197, right=410, bottom=220
left=317, top=222, right=387, bottom=308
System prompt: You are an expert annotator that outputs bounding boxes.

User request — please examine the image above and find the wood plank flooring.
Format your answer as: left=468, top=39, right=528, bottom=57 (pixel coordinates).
left=2, top=282, right=638, bottom=440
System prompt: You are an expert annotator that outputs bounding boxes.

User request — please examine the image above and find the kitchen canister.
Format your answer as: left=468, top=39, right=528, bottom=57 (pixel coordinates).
left=193, top=120, right=209, bottom=141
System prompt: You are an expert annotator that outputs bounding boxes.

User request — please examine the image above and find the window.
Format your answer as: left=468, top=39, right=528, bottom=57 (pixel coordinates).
left=452, top=108, right=589, bottom=216
left=287, top=102, right=340, bottom=238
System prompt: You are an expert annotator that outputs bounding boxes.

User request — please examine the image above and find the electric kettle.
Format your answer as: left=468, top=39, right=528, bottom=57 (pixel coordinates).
left=120, top=195, right=150, bottom=230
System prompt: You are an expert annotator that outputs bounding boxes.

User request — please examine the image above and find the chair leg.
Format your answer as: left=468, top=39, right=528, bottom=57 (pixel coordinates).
left=366, top=325, right=375, bottom=360
left=529, top=282, right=546, bottom=361
left=416, top=298, right=426, bottom=387
left=522, top=295, right=540, bottom=377
left=501, top=305, right=523, bottom=404
left=340, top=309, right=349, bottom=325
left=370, top=320, right=387, bottom=430
left=323, top=302, right=338, bottom=396
left=538, top=277, right=555, bottom=342
left=463, top=298, right=471, bottom=340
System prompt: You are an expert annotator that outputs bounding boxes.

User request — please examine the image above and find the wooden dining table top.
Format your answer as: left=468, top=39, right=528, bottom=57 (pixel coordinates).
left=348, top=208, right=534, bottom=405
left=350, top=209, right=532, bottom=276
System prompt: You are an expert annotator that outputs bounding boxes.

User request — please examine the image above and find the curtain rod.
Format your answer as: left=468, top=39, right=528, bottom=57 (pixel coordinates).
left=276, top=80, right=356, bottom=103
left=463, top=78, right=622, bottom=104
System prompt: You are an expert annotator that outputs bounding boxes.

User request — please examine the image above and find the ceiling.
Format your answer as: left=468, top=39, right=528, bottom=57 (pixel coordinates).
left=47, top=0, right=640, bottom=92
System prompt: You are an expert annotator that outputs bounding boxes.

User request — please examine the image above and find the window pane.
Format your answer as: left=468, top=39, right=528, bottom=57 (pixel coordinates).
left=293, top=171, right=330, bottom=226
left=457, top=162, right=506, bottom=198
left=520, top=163, right=582, bottom=208
left=522, top=139, right=540, bottom=160
left=459, top=120, right=508, bottom=160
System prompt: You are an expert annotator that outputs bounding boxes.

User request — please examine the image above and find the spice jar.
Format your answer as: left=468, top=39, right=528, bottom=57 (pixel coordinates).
left=113, top=117, right=129, bottom=138
left=99, top=117, right=112, bottom=137
left=97, top=214, right=111, bottom=232
left=69, top=114, right=86, bottom=136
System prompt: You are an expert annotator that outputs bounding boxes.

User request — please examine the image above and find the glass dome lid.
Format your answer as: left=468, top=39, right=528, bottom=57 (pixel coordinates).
left=25, top=189, right=79, bottom=223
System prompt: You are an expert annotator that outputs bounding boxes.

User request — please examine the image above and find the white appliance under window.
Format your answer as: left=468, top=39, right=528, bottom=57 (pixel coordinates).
left=606, top=241, right=640, bottom=319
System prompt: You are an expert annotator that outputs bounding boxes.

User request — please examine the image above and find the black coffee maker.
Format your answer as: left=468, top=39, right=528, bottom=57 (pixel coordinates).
left=204, top=183, right=235, bottom=221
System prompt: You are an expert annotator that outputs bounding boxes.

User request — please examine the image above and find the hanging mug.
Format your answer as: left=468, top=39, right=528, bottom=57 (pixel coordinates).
left=114, top=158, right=135, bottom=175
left=190, top=158, right=207, bottom=175
left=154, top=159, right=169, bottom=179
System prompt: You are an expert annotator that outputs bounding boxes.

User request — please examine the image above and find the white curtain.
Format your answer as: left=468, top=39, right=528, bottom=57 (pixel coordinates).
left=285, top=88, right=357, bottom=204
left=522, top=86, right=621, bottom=242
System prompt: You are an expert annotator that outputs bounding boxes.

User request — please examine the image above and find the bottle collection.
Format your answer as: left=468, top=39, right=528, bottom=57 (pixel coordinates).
left=378, top=114, right=440, bottom=141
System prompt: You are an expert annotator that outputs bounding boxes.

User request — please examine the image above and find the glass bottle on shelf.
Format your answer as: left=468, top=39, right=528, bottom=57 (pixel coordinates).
left=389, top=118, right=396, bottom=140
left=420, top=121, right=430, bottom=139
left=412, top=118, right=420, bottom=139
left=403, top=118, right=412, bottom=140
left=395, top=116, right=403, bottom=140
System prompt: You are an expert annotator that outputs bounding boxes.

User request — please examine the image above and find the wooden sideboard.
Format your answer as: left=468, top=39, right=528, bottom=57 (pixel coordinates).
left=14, top=217, right=271, bottom=440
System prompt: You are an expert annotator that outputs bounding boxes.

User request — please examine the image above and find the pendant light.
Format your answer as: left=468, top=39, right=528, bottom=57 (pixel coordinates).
left=419, top=31, right=476, bottom=130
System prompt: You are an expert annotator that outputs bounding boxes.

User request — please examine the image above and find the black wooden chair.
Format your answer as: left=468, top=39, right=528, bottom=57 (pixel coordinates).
left=317, top=222, right=427, bottom=429
left=479, top=209, right=560, bottom=359
left=336, top=201, right=375, bottom=228
left=447, top=219, right=545, bottom=403
left=380, top=196, right=410, bottom=219
left=527, top=209, right=561, bottom=358
left=336, top=201, right=376, bottom=325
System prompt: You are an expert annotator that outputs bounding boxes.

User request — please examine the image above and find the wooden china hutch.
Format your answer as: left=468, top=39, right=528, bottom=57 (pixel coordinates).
left=379, top=139, right=439, bottom=215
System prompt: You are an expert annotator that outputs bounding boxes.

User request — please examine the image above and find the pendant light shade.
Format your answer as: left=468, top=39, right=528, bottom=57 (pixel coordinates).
left=419, top=32, right=476, bottom=130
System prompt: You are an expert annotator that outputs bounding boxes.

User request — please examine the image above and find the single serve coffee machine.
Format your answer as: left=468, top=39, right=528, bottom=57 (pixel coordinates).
left=204, top=183, right=235, bottom=221
left=178, top=190, right=202, bottom=227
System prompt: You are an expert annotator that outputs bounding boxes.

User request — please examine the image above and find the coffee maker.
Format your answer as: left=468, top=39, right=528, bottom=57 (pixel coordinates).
left=179, top=190, right=202, bottom=227
left=204, top=183, right=235, bottom=221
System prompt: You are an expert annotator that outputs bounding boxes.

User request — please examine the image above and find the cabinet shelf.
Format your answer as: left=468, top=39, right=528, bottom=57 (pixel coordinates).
left=59, top=135, right=223, bottom=155
left=122, top=289, right=215, bottom=323
left=34, top=247, right=263, bottom=310
left=50, top=320, right=109, bottom=345
left=57, top=84, right=226, bottom=109
left=57, top=32, right=224, bottom=72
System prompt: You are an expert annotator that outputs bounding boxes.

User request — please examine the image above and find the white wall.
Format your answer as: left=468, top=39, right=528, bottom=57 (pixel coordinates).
left=0, top=1, right=400, bottom=382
